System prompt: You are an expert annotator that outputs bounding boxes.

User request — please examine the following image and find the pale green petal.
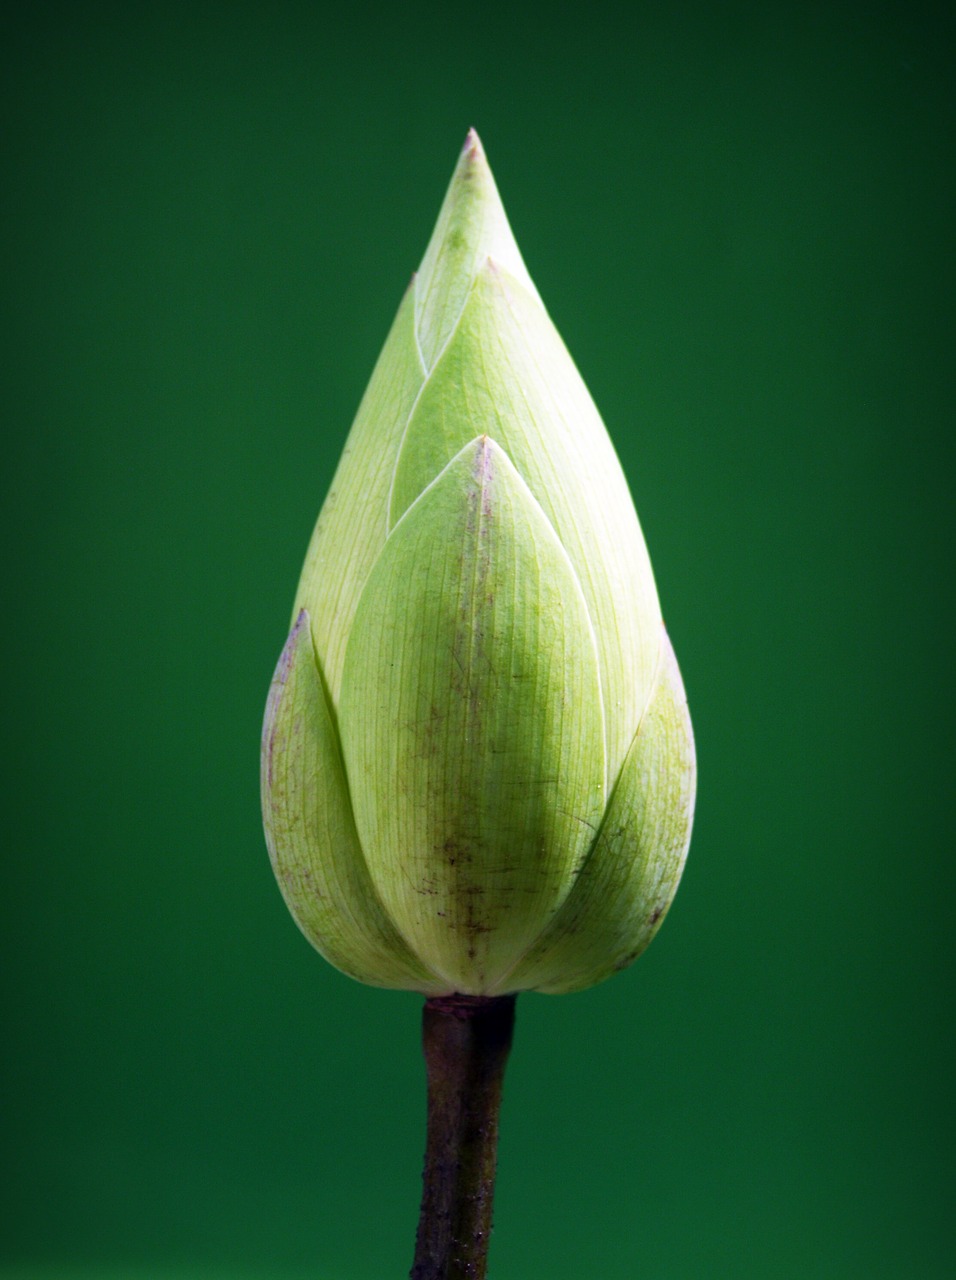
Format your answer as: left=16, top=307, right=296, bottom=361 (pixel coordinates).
left=293, top=285, right=426, bottom=704
left=261, top=612, right=442, bottom=992
left=293, top=132, right=534, bottom=702
left=503, top=629, right=696, bottom=995
left=414, top=129, right=541, bottom=370
left=390, top=261, right=662, bottom=787
left=339, top=437, right=606, bottom=995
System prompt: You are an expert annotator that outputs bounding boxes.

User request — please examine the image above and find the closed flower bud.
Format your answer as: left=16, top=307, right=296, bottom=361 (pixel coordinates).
left=261, top=131, right=696, bottom=997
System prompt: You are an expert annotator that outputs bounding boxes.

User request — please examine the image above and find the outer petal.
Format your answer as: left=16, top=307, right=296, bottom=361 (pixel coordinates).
left=261, top=612, right=442, bottom=992
left=390, top=262, right=661, bottom=788
left=292, top=285, right=426, bottom=704
left=502, top=628, right=696, bottom=995
left=339, top=437, right=606, bottom=995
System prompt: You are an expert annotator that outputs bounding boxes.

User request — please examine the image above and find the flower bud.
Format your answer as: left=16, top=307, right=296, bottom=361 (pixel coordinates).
left=261, top=131, right=696, bottom=996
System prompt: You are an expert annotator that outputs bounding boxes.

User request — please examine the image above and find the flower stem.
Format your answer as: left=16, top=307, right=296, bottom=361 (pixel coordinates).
left=410, top=993, right=517, bottom=1280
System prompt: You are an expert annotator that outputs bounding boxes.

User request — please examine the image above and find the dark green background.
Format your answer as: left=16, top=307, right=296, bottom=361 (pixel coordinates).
left=3, top=1, right=953, bottom=1276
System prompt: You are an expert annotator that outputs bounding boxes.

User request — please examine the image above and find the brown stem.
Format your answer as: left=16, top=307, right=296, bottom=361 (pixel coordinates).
left=410, top=993, right=517, bottom=1280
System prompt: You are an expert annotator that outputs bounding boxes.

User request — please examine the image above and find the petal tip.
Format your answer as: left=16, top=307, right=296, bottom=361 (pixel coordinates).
left=462, top=127, right=485, bottom=162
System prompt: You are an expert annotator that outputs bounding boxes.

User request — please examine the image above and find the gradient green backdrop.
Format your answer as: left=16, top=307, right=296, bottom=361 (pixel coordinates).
left=3, top=2, right=953, bottom=1277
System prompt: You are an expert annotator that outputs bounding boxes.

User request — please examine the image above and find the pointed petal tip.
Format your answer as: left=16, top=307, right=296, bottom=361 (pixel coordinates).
left=454, top=127, right=489, bottom=183
left=462, top=127, right=486, bottom=163
left=414, top=129, right=539, bottom=365
left=467, top=432, right=504, bottom=469
left=270, top=610, right=312, bottom=702
left=474, top=432, right=493, bottom=478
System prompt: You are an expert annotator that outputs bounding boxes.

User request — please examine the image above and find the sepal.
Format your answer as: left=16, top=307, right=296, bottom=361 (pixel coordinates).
left=261, top=612, right=442, bottom=991
left=503, top=628, right=695, bottom=994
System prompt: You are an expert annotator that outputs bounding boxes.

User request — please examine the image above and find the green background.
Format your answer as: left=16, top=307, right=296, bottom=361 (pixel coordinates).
left=3, top=1, right=954, bottom=1276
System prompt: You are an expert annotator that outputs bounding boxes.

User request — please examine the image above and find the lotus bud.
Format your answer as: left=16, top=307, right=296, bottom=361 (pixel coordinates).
left=261, top=130, right=695, bottom=997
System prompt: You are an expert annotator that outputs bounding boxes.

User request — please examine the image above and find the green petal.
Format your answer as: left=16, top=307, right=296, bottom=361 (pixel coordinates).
left=389, top=261, right=662, bottom=787
left=294, top=131, right=539, bottom=702
left=293, top=285, right=426, bottom=704
left=414, top=129, right=541, bottom=370
left=261, top=612, right=442, bottom=992
left=339, top=437, right=606, bottom=994
left=504, top=628, right=696, bottom=995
